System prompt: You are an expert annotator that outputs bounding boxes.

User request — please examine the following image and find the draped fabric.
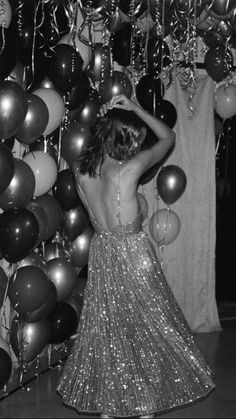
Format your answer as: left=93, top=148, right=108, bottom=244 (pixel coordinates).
left=141, top=74, right=221, bottom=333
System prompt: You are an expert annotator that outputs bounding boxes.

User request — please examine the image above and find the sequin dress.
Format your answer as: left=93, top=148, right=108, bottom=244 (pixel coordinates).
left=57, top=184, right=215, bottom=417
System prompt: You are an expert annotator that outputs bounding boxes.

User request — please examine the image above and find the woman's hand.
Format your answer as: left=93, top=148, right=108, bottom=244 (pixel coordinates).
left=98, top=94, right=139, bottom=117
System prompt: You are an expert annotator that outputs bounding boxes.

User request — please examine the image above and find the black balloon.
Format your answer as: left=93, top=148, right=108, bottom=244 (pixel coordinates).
left=99, top=71, right=133, bottom=103
left=17, top=23, right=35, bottom=67
left=0, top=80, right=28, bottom=139
left=147, top=36, right=171, bottom=77
left=1, top=137, right=15, bottom=151
left=154, top=100, right=177, bottom=129
left=112, top=24, right=132, bottom=67
left=65, top=71, right=90, bottom=111
left=89, top=43, right=111, bottom=82
left=24, top=280, right=57, bottom=323
left=53, top=168, right=80, bottom=211
left=71, top=95, right=101, bottom=125
left=35, top=194, right=63, bottom=241
left=47, top=302, right=78, bottom=344
left=0, top=142, right=15, bottom=195
left=204, top=46, right=233, bottom=82
left=0, top=348, right=12, bottom=389
left=62, top=204, right=89, bottom=242
left=0, top=207, right=39, bottom=263
left=119, top=0, right=147, bottom=17
left=136, top=75, right=165, bottom=114
left=0, top=28, right=17, bottom=81
left=46, top=44, right=84, bottom=93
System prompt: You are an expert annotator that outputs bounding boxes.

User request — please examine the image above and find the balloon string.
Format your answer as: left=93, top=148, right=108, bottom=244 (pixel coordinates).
left=0, top=25, right=5, bottom=55
left=164, top=206, right=170, bottom=245
left=215, top=130, right=224, bottom=157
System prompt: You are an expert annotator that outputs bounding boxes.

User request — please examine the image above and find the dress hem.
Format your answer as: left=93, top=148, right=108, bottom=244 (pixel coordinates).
left=57, top=384, right=216, bottom=418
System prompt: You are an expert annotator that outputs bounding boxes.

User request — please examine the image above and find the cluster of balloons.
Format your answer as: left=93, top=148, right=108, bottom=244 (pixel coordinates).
left=149, top=165, right=187, bottom=247
left=2, top=243, right=89, bottom=371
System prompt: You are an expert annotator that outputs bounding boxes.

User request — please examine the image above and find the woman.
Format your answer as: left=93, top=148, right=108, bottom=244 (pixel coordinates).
left=57, top=94, right=215, bottom=418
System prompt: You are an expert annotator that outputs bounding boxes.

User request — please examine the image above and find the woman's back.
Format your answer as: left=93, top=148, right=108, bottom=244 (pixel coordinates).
left=73, top=156, right=141, bottom=232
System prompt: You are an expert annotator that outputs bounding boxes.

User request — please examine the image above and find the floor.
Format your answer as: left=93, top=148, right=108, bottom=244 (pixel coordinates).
left=0, top=314, right=235, bottom=418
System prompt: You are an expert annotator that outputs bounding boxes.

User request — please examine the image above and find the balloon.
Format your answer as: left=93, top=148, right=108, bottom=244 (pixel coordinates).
left=72, top=95, right=101, bottom=125
left=61, top=121, right=91, bottom=167
left=47, top=302, right=78, bottom=344
left=46, top=44, right=84, bottom=93
left=62, top=204, right=89, bottom=242
left=147, top=36, right=171, bottom=77
left=23, top=151, right=58, bottom=197
left=0, top=348, right=12, bottom=389
left=44, top=242, right=70, bottom=263
left=24, top=280, right=57, bottom=323
left=1, top=136, right=14, bottom=150
left=0, top=158, right=35, bottom=209
left=33, top=87, right=65, bottom=136
left=118, top=0, right=147, bottom=17
left=7, top=61, right=25, bottom=89
left=136, top=75, right=165, bottom=114
left=68, top=225, right=94, bottom=268
left=72, top=275, right=88, bottom=297
left=154, top=100, right=177, bottom=128
left=137, top=192, right=148, bottom=222
left=108, top=7, right=129, bottom=32
left=65, top=71, right=90, bottom=111
left=156, top=165, right=187, bottom=205
left=149, top=208, right=181, bottom=246
left=17, top=23, right=35, bottom=66
left=0, top=0, right=12, bottom=28
left=89, top=43, right=111, bottom=82
left=15, top=93, right=49, bottom=144
left=0, top=142, right=14, bottom=195
left=112, top=24, right=132, bottom=67
left=39, top=77, right=55, bottom=90
left=208, top=0, right=235, bottom=17
left=53, top=168, right=80, bottom=211
left=46, top=257, right=77, bottom=301
left=204, top=46, right=233, bottom=82
left=0, top=28, right=17, bottom=81
left=25, top=53, right=47, bottom=92
left=58, top=34, right=91, bottom=70
left=65, top=293, right=83, bottom=322
left=200, top=28, right=226, bottom=48
left=0, top=335, right=11, bottom=356
left=8, top=265, right=50, bottom=314
left=0, top=80, right=28, bottom=138
left=0, top=207, right=39, bottom=263
left=26, top=200, right=49, bottom=244
left=0, top=266, right=8, bottom=308
left=18, top=251, right=46, bottom=271
left=10, top=316, right=50, bottom=364
left=99, top=70, right=133, bottom=103
left=34, top=194, right=63, bottom=241
left=215, top=83, right=236, bottom=119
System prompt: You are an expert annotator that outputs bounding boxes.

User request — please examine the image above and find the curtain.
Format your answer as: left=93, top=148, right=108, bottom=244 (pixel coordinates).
left=140, top=73, right=221, bottom=333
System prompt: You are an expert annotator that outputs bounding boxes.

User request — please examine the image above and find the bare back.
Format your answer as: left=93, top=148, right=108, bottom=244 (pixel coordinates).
left=73, top=157, right=141, bottom=231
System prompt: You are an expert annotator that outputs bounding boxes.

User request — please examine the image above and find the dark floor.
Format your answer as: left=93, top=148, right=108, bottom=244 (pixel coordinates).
left=0, top=311, right=235, bottom=418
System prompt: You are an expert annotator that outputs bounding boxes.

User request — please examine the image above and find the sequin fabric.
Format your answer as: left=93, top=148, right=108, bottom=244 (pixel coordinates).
left=57, top=211, right=215, bottom=418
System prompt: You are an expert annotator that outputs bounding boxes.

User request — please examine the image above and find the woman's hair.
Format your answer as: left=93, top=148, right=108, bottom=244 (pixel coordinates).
left=76, top=108, right=146, bottom=177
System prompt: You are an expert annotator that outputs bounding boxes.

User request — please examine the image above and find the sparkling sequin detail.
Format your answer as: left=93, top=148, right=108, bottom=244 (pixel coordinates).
left=57, top=207, right=215, bottom=417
